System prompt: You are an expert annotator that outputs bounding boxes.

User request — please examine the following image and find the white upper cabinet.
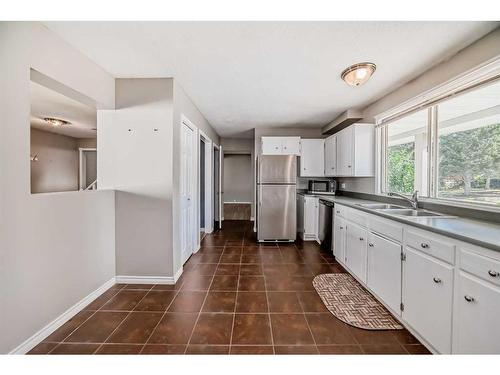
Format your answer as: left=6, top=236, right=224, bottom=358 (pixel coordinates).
left=300, top=139, right=325, bottom=177
left=336, top=124, right=375, bottom=177
left=324, top=135, right=337, bottom=177
left=261, top=136, right=301, bottom=155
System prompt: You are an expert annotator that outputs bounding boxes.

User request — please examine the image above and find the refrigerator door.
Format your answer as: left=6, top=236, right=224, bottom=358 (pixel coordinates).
left=258, top=184, right=296, bottom=241
left=257, top=155, right=297, bottom=184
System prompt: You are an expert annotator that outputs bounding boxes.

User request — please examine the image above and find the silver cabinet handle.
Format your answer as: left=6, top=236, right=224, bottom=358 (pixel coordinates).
left=359, top=237, right=364, bottom=241
left=488, top=270, right=499, bottom=277
left=421, top=243, right=430, bottom=249
left=336, top=210, right=340, bottom=213
left=368, top=243, right=374, bottom=247
left=433, top=277, right=442, bottom=283
left=464, top=295, right=475, bottom=303
left=340, top=226, right=344, bottom=230
left=348, top=165, right=352, bottom=168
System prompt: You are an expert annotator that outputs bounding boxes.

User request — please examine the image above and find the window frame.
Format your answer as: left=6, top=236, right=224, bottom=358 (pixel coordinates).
left=376, top=57, right=500, bottom=212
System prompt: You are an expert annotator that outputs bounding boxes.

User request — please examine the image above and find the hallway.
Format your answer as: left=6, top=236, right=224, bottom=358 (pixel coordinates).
left=28, top=221, right=428, bottom=355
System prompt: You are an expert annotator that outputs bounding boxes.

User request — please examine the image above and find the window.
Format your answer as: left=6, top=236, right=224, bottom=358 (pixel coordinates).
left=386, top=109, right=428, bottom=195
left=380, top=76, right=500, bottom=209
left=437, top=80, right=500, bottom=206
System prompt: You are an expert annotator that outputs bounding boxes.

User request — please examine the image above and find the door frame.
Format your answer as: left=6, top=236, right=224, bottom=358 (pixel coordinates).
left=78, top=147, right=97, bottom=190
left=199, top=129, right=214, bottom=239
left=213, top=144, right=223, bottom=230
left=181, top=114, right=198, bottom=264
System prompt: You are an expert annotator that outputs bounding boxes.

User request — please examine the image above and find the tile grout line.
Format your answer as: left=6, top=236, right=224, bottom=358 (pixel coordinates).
left=182, top=241, right=224, bottom=354
left=45, top=284, right=127, bottom=354
left=138, top=281, right=186, bottom=354
left=228, top=244, right=242, bottom=354
left=92, top=284, right=155, bottom=354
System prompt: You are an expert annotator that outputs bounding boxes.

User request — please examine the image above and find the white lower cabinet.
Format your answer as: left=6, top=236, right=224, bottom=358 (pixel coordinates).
left=345, top=221, right=368, bottom=283
left=367, top=233, right=402, bottom=315
left=333, top=216, right=346, bottom=262
left=455, top=272, right=500, bottom=354
left=402, top=247, right=454, bottom=353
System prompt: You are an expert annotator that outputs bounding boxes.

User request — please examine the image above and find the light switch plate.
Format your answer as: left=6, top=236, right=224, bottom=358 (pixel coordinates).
left=341, top=183, right=346, bottom=189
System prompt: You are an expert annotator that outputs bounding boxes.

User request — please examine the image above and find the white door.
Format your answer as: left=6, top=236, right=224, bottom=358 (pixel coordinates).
left=333, top=216, right=345, bottom=262
left=324, top=135, right=337, bottom=177
left=367, top=232, right=402, bottom=314
left=181, top=122, right=195, bottom=264
left=282, top=137, right=301, bottom=155
left=345, top=221, right=368, bottom=283
left=455, top=272, right=500, bottom=354
left=261, top=137, right=283, bottom=155
left=300, top=139, right=325, bottom=177
left=337, top=127, right=354, bottom=176
left=402, top=247, right=454, bottom=353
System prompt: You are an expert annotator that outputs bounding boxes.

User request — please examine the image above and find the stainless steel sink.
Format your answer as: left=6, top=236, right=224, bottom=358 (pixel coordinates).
left=378, top=208, right=443, bottom=217
left=356, top=203, right=405, bottom=210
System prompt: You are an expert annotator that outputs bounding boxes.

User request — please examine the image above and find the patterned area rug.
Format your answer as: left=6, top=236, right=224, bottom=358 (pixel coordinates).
left=313, top=273, right=403, bottom=330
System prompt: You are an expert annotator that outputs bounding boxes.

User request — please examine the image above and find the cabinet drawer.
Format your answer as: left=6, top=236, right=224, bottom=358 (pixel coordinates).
left=460, top=249, right=500, bottom=287
left=405, top=228, right=455, bottom=264
left=368, top=215, right=403, bottom=243
left=345, top=207, right=368, bottom=228
left=334, top=204, right=346, bottom=218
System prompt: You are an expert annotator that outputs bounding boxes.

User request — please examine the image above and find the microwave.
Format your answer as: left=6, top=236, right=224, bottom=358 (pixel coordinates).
left=308, top=180, right=336, bottom=195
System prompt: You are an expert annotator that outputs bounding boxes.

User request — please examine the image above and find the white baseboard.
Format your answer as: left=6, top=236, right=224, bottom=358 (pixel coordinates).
left=115, top=274, right=181, bottom=285
left=9, top=277, right=116, bottom=354
left=250, top=216, right=255, bottom=221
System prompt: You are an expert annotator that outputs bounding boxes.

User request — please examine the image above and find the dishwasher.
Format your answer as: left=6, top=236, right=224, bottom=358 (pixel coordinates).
left=318, top=199, right=334, bottom=252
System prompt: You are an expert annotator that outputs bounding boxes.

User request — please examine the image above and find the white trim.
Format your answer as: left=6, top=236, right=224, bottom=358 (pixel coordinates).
left=198, top=130, right=214, bottom=237
left=9, top=277, right=115, bottom=354
left=375, top=56, right=500, bottom=124
left=115, top=268, right=183, bottom=285
left=78, top=147, right=97, bottom=191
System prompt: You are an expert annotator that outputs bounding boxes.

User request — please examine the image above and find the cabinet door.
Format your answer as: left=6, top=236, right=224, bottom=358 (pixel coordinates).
left=367, top=233, right=402, bottom=314
left=282, top=137, right=301, bottom=155
left=297, top=194, right=304, bottom=236
left=261, top=137, right=283, bottom=155
left=304, top=197, right=319, bottom=238
left=300, top=139, right=325, bottom=177
left=324, top=135, right=337, bottom=176
left=334, top=216, right=346, bottom=262
left=345, top=221, right=368, bottom=283
left=403, top=247, right=454, bottom=353
left=336, top=127, right=354, bottom=176
left=455, top=272, right=500, bottom=354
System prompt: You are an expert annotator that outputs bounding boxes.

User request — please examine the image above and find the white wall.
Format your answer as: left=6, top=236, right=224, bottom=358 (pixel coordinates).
left=30, top=128, right=80, bottom=193
left=98, top=78, right=174, bottom=278
left=0, top=22, right=116, bottom=354
left=223, top=154, right=253, bottom=203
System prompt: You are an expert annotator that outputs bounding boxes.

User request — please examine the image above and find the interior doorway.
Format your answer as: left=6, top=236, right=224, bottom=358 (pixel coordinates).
left=79, top=148, right=97, bottom=190
left=214, top=145, right=223, bottom=230
left=180, top=117, right=197, bottom=265
left=199, top=130, right=213, bottom=242
left=223, top=153, right=252, bottom=220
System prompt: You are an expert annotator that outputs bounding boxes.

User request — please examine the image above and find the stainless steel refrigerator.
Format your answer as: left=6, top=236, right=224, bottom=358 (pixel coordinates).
left=257, top=155, right=297, bottom=242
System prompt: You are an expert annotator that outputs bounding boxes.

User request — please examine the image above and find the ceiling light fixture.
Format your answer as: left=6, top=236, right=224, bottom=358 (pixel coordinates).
left=341, top=62, right=376, bottom=87
left=43, top=117, right=71, bottom=126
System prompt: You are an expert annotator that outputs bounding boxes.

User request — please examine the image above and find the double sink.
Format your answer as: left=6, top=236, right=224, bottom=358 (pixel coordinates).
left=356, top=203, right=448, bottom=218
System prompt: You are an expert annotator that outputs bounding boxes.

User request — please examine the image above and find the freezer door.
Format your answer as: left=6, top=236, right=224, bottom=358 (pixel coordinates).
left=258, top=184, right=296, bottom=241
left=258, top=155, right=297, bottom=184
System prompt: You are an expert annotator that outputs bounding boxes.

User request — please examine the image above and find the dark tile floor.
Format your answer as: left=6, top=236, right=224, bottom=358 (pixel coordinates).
left=28, top=220, right=430, bottom=355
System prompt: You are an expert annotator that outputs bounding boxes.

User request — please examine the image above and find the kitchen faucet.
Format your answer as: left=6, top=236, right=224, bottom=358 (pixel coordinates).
left=388, top=190, right=419, bottom=209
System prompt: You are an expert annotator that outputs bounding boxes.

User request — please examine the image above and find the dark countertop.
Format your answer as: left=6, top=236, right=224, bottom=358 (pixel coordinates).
left=298, top=192, right=500, bottom=252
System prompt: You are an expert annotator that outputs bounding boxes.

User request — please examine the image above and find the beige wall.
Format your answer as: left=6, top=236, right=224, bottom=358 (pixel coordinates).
left=172, top=80, right=220, bottom=272
left=30, top=128, right=79, bottom=193
left=0, top=22, right=116, bottom=354
left=99, top=78, right=174, bottom=278
left=337, top=27, right=500, bottom=195
left=223, top=154, right=253, bottom=203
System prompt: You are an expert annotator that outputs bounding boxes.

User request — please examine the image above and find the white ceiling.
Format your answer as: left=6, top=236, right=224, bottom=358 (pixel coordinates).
left=44, top=21, right=498, bottom=138
left=30, top=81, right=97, bottom=138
